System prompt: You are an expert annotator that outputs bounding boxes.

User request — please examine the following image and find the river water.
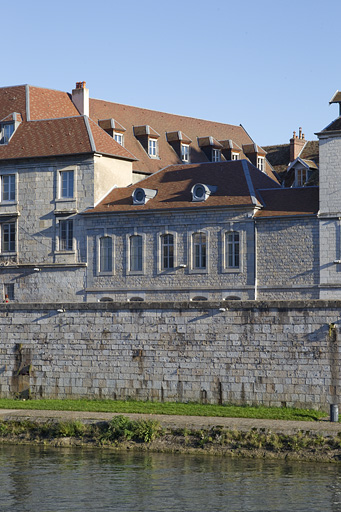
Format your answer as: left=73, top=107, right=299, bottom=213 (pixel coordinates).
left=0, top=445, right=340, bottom=512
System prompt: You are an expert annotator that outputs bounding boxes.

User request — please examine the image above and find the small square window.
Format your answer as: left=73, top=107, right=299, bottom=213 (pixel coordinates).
left=60, top=170, right=74, bottom=199
left=232, top=153, right=239, bottom=161
left=0, top=123, right=14, bottom=144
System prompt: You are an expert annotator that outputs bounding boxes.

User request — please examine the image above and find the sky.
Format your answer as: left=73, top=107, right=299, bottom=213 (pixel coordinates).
left=3, top=0, right=341, bottom=146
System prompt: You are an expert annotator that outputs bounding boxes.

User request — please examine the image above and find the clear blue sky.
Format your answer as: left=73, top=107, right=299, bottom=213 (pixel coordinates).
left=3, top=0, right=341, bottom=145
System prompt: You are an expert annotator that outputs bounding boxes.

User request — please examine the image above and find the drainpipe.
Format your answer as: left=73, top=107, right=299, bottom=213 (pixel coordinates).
left=254, top=219, right=258, bottom=300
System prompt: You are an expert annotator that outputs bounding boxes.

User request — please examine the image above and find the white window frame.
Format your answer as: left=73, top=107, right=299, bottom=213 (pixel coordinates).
left=1, top=221, right=16, bottom=253
left=148, top=138, right=158, bottom=158
left=0, top=123, right=14, bottom=144
left=97, top=235, right=114, bottom=275
left=59, top=219, right=74, bottom=251
left=1, top=173, right=16, bottom=202
left=126, top=233, right=146, bottom=275
left=212, top=149, right=221, bottom=162
left=222, top=229, right=243, bottom=273
left=188, top=230, right=209, bottom=274
left=257, top=156, right=265, bottom=172
left=181, top=144, right=190, bottom=162
left=231, top=152, right=239, bottom=161
left=114, top=132, right=124, bottom=146
left=59, top=170, right=74, bottom=199
left=296, top=167, right=308, bottom=187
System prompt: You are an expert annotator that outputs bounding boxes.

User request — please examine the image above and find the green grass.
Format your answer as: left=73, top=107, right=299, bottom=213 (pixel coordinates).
left=0, top=398, right=329, bottom=422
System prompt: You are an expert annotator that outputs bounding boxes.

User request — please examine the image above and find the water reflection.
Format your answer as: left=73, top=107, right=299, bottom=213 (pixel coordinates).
left=0, top=445, right=340, bottom=512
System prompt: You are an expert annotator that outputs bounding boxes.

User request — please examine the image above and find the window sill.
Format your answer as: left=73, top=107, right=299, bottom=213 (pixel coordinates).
left=222, top=268, right=242, bottom=274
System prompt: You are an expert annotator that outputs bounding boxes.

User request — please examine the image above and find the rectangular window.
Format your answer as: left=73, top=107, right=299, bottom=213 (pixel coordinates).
left=181, top=144, right=190, bottom=163
left=232, top=153, right=239, bottom=161
left=0, top=123, right=14, bottom=144
left=212, top=149, right=221, bottom=162
left=60, top=170, right=74, bottom=198
left=4, top=283, right=14, bottom=301
left=2, top=222, right=15, bottom=252
left=257, top=157, right=265, bottom=172
left=161, top=234, right=174, bottom=269
left=130, top=235, right=142, bottom=271
left=148, top=139, right=157, bottom=158
left=60, top=220, right=73, bottom=251
left=100, top=236, right=113, bottom=273
left=226, top=231, right=240, bottom=268
left=193, top=232, right=206, bottom=269
left=2, top=174, right=15, bottom=201
left=114, top=133, right=123, bottom=146
left=296, top=168, right=307, bottom=187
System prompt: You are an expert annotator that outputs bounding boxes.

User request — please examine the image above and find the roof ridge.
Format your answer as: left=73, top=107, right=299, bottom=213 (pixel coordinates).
left=90, top=97, right=250, bottom=133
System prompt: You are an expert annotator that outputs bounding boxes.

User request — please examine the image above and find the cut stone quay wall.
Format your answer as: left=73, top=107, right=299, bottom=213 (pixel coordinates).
left=0, top=300, right=340, bottom=411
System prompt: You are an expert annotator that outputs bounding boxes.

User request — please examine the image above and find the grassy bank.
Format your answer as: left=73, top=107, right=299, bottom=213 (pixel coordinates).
left=0, top=415, right=340, bottom=463
left=0, top=398, right=329, bottom=422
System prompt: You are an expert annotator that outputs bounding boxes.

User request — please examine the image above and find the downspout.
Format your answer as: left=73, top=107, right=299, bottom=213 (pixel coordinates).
left=254, top=219, right=258, bottom=300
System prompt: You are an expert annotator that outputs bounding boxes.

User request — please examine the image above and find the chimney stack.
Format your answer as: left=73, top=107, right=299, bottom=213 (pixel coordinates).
left=72, top=81, right=89, bottom=117
left=290, top=127, right=306, bottom=162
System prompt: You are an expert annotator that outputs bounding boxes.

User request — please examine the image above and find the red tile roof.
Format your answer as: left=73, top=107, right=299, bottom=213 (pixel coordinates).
left=0, top=85, right=136, bottom=162
left=89, top=98, right=277, bottom=181
left=86, top=160, right=280, bottom=215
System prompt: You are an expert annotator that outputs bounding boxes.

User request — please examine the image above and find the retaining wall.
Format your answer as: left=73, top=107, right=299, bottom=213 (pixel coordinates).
left=0, top=300, right=340, bottom=410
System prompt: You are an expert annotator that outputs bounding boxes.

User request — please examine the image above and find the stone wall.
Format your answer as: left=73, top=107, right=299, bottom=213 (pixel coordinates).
left=0, top=300, right=340, bottom=411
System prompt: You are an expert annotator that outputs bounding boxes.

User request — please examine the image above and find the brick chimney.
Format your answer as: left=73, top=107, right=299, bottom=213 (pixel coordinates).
left=290, top=127, right=306, bottom=162
left=72, top=81, right=89, bottom=117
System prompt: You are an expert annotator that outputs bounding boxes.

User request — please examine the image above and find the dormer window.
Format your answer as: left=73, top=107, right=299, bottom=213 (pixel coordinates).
left=132, top=187, right=157, bottom=205
left=114, top=132, right=123, bottom=146
left=181, top=144, right=190, bottom=162
left=198, top=137, right=223, bottom=162
left=232, top=153, right=239, bottom=161
left=148, top=138, right=158, bottom=158
left=296, top=168, right=308, bottom=187
left=0, top=123, right=14, bottom=145
left=166, top=131, right=192, bottom=163
left=257, top=156, right=265, bottom=172
left=134, top=125, right=160, bottom=159
left=191, top=183, right=217, bottom=202
left=212, top=148, right=221, bottom=162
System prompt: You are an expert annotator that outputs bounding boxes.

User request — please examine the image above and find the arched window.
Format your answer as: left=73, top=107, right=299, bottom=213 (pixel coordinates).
left=191, top=296, right=208, bottom=301
left=193, top=232, right=206, bottom=269
left=130, top=235, right=143, bottom=271
left=161, top=234, right=174, bottom=270
left=100, top=236, right=112, bottom=272
left=129, top=296, right=144, bottom=302
left=225, top=231, right=239, bottom=269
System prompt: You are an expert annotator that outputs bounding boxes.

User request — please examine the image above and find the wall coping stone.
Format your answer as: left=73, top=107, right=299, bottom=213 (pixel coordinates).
left=1, top=300, right=341, bottom=312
